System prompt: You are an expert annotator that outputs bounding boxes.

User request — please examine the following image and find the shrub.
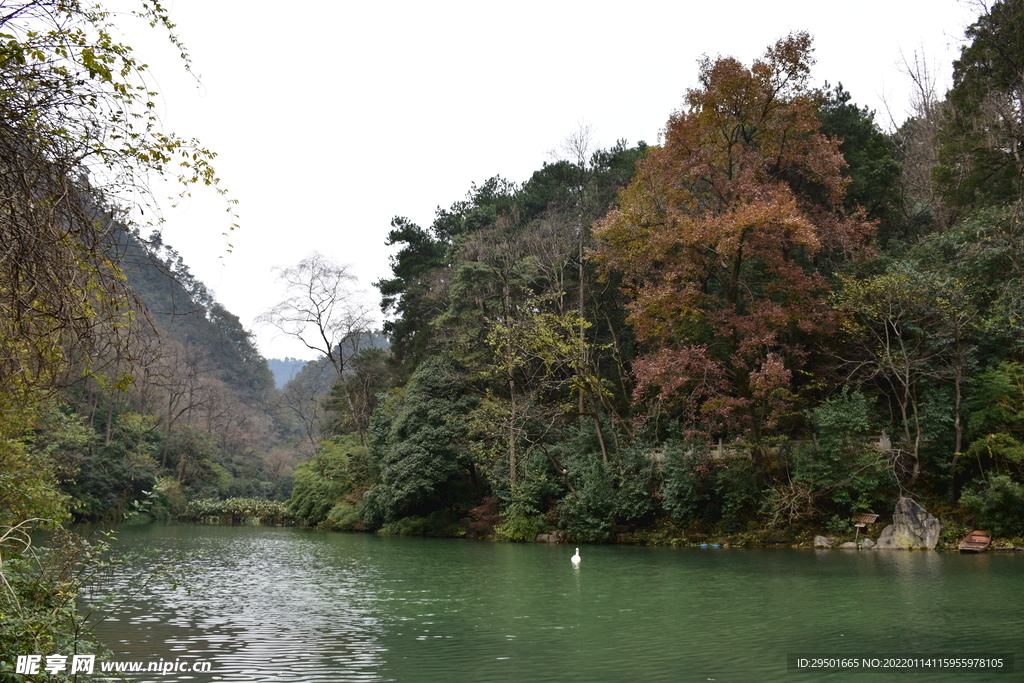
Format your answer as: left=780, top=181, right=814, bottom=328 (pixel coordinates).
left=318, top=501, right=367, bottom=532
left=494, top=500, right=546, bottom=542
left=960, top=475, right=1024, bottom=537
left=182, top=498, right=290, bottom=525
left=379, top=509, right=463, bottom=537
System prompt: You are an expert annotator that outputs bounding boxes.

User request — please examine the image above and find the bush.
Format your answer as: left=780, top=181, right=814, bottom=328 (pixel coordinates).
left=661, top=440, right=716, bottom=525
left=494, top=500, right=546, bottom=541
left=611, top=446, right=656, bottom=524
left=559, top=458, right=615, bottom=542
left=287, top=435, right=367, bottom=526
left=960, top=475, right=1024, bottom=537
left=379, top=509, right=464, bottom=537
left=318, top=500, right=367, bottom=531
left=182, top=498, right=290, bottom=525
left=0, top=525, right=108, bottom=680
left=363, top=355, right=476, bottom=527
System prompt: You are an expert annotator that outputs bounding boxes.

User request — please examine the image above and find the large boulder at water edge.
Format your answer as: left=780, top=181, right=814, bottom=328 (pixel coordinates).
left=814, top=535, right=836, bottom=548
left=874, top=497, right=941, bottom=549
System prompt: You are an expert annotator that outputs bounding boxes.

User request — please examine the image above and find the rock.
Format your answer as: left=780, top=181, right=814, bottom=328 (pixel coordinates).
left=862, top=538, right=875, bottom=549
left=838, top=542, right=858, bottom=549
left=874, top=497, right=942, bottom=549
left=814, top=535, right=836, bottom=548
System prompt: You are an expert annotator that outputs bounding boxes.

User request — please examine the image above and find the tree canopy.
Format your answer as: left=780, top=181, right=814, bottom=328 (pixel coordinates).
left=593, top=33, right=873, bottom=440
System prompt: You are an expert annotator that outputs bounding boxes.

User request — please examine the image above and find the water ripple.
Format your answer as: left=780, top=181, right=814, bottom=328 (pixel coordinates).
left=90, top=528, right=1024, bottom=683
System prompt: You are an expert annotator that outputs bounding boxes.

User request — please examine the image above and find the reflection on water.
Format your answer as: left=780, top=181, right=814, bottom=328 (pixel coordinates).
left=91, top=526, right=1024, bottom=683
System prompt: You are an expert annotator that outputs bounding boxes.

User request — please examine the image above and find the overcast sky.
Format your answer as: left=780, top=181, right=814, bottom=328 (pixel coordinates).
left=116, top=0, right=980, bottom=360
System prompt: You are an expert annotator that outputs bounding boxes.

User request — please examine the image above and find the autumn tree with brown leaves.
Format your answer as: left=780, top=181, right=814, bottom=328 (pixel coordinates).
left=593, top=33, right=874, bottom=444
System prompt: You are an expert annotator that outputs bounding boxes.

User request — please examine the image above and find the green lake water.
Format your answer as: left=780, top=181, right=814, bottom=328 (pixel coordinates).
left=90, top=525, right=1023, bottom=682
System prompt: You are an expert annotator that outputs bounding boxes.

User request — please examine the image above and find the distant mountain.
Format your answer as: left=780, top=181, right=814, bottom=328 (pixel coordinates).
left=269, top=333, right=391, bottom=390
left=267, top=357, right=310, bottom=389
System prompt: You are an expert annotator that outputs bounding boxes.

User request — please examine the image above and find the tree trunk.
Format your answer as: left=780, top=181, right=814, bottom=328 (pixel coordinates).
left=508, top=375, right=517, bottom=488
left=949, top=361, right=964, bottom=501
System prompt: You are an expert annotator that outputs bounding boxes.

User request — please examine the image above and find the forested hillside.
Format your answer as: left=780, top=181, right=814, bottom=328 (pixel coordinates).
left=57, top=227, right=304, bottom=518
left=7, top=1, right=1024, bottom=668
left=290, top=7, right=1024, bottom=545
left=6, top=0, right=1024, bottom=593
left=6, top=0, right=1024, bottom=673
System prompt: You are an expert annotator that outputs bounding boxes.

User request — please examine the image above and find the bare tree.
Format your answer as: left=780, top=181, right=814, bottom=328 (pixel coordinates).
left=885, top=49, right=950, bottom=231
left=150, top=340, right=208, bottom=468
left=256, top=253, right=374, bottom=447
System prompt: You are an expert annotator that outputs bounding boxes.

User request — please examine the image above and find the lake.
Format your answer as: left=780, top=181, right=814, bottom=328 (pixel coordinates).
left=89, top=525, right=1023, bottom=682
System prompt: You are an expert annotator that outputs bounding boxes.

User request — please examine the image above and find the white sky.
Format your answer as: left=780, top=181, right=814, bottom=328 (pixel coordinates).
left=115, top=0, right=980, bottom=360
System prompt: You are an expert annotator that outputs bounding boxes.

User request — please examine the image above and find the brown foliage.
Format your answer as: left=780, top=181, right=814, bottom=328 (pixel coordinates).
left=593, top=33, right=874, bottom=438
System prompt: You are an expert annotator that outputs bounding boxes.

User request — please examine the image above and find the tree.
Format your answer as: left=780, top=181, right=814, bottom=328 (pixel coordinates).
left=257, top=252, right=374, bottom=446
left=0, top=0, right=232, bottom=538
left=817, top=84, right=903, bottom=243
left=594, top=33, right=873, bottom=443
left=149, top=340, right=207, bottom=468
left=279, top=359, right=334, bottom=459
left=0, top=4, right=235, bottom=660
left=935, top=0, right=1024, bottom=215
left=323, top=347, right=394, bottom=444
left=471, top=302, right=601, bottom=491
left=0, top=1, right=230, bottom=411
left=966, top=361, right=1024, bottom=480
left=363, top=355, right=478, bottom=526
left=887, top=51, right=949, bottom=234
left=834, top=263, right=969, bottom=487
left=375, top=217, right=449, bottom=370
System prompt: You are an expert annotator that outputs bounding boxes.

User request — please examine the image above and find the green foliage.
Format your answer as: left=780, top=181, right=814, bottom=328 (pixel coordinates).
left=378, top=510, right=464, bottom=537
left=287, top=435, right=367, bottom=526
left=494, top=476, right=553, bottom=542
left=970, top=361, right=1024, bottom=436
left=960, top=475, right=1024, bottom=537
left=363, top=355, right=477, bottom=527
left=323, top=347, right=394, bottom=444
left=712, top=458, right=764, bottom=532
left=0, top=404, right=76, bottom=528
left=559, top=457, right=615, bottom=542
left=795, top=389, right=874, bottom=490
left=65, top=412, right=161, bottom=519
left=661, top=441, right=716, bottom=525
left=818, top=83, right=903, bottom=242
left=0, top=525, right=109, bottom=680
left=182, top=498, right=290, bottom=524
left=319, top=502, right=366, bottom=532
left=148, top=476, right=186, bottom=522
left=660, top=438, right=771, bottom=532
left=791, top=389, right=892, bottom=517
left=494, top=501, right=547, bottom=542
left=162, top=426, right=230, bottom=499
left=966, top=361, right=1024, bottom=477
left=913, top=207, right=1024, bottom=358
left=936, top=0, right=1024, bottom=215
left=610, top=446, right=657, bottom=523
left=375, top=216, right=450, bottom=370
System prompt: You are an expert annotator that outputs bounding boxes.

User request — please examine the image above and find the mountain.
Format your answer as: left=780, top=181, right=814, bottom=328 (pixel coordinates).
left=268, top=357, right=310, bottom=389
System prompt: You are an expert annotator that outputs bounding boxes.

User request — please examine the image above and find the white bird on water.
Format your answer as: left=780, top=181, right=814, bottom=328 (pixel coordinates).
left=571, top=547, right=581, bottom=564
